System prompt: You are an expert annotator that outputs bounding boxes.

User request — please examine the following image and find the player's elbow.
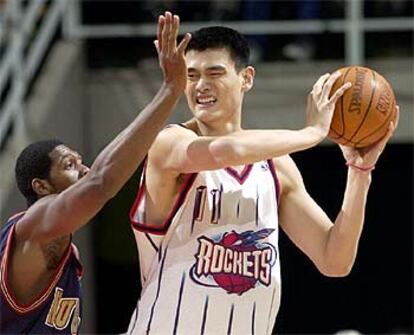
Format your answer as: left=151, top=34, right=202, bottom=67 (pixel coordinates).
left=209, top=137, right=243, bottom=164
left=85, top=170, right=119, bottom=201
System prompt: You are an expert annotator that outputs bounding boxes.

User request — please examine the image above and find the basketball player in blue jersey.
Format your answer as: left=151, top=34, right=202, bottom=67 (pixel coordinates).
left=0, top=12, right=190, bottom=334
left=128, top=25, right=399, bottom=334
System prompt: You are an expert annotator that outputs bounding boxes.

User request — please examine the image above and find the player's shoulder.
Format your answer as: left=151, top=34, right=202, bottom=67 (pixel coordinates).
left=6, top=211, right=26, bottom=224
left=146, top=122, right=197, bottom=174
left=14, top=195, right=57, bottom=241
left=156, top=122, right=198, bottom=143
left=166, top=118, right=199, bottom=134
left=150, top=121, right=198, bottom=154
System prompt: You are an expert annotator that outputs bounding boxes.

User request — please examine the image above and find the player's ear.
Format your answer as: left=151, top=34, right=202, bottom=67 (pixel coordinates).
left=241, top=66, right=255, bottom=92
left=32, top=178, right=55, bottom=197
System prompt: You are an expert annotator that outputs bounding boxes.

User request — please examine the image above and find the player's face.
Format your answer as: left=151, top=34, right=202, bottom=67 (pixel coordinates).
left=47, top=145, right=89, bottom=192
left=185, top=48, right=246, bottom=124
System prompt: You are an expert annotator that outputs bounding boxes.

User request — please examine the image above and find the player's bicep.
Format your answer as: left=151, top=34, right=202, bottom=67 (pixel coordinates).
left=16, top=176, right=108, bottom=243
left=277, top=156, right=333, bottom=267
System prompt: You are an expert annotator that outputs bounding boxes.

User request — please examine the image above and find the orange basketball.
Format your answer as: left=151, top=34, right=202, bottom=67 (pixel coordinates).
left=328, top=66, right=396, bottom=148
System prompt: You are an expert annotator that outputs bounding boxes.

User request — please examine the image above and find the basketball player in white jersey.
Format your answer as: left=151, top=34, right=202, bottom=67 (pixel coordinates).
left=128, top=14, right=399, bottom=335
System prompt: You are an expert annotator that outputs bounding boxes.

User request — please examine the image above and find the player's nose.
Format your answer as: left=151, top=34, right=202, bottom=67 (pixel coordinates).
left=195, top=77, right=211, bottom=92
left=79, top=165, right=90, bottom=178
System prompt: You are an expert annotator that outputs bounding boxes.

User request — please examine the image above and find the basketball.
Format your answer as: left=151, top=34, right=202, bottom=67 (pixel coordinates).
left=328, top=66, right=396, bottom=148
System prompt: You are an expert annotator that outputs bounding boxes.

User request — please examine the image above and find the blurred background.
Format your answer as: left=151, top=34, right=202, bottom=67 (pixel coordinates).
left=0, top=0, right=412, bottom=334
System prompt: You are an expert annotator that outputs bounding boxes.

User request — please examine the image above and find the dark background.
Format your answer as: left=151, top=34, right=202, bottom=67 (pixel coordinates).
left=82, top=0, right=413, bottom=68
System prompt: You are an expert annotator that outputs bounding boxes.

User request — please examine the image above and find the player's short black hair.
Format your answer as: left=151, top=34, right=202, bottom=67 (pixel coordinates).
left=186, top=26, right=250, bottom=70
left=15, top=139, right=64, bottom=207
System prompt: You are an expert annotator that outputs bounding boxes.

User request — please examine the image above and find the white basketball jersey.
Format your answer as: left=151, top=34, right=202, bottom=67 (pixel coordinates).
left=128, top=157, right=281, bottom=335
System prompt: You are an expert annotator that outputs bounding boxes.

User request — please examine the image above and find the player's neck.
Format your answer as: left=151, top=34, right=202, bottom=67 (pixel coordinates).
left=197, top=121, right=241, bottom=136
left=195, top=115, right=242, bottom=136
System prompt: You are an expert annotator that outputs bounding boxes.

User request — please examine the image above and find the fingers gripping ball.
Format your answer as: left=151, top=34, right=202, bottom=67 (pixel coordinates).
left=328, top=66, right=396, bottom=148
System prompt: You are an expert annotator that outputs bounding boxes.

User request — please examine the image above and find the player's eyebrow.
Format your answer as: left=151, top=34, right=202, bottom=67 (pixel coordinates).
left=187, top=65, right=227, bottom=73
left=60, top=152, right=82, bottom=163
left=73, top=152, right=82, bottom=160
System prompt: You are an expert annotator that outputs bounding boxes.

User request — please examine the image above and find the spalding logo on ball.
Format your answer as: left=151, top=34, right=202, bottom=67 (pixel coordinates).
left=328, top=66, right=396, bottom=148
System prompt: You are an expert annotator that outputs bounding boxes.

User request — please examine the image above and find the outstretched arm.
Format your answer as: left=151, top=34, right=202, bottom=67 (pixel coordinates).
left=278, top=108, right=399, bottom=276
left=151, top=71, right=351, bottom=174
left=17, top=12, right=191, bottom=243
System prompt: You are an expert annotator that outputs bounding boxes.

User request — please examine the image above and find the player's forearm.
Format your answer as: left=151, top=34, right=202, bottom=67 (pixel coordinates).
left=208, top=126, right=325, bottom=165
left=324, top=169, right=372, bottom=276
left=91, top=83, right=181, bottom=197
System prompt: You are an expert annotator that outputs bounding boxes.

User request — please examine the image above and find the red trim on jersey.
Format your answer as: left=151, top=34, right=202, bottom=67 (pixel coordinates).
left=7, top=211, right=25, bottom=221
left=268, top=159, right=281, bottom=206
left=165, top=123, right=188, bottom=130
left=0, top=224, right=74, bottom=314
left=71, top=244, right=84, bottom=279
left=130, top=168, right=198, bottom=235
left=225, top=164, right=253, bottom=184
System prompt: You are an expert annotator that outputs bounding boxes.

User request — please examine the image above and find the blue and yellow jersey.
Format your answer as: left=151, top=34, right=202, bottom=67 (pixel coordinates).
left=0, top=212, right=83, bottom=334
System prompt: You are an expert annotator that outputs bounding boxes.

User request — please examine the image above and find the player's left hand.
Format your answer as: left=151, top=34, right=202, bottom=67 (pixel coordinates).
left=340, top=105, right=400, bottom=169
left=306, top=72, right=352, bottom=140
left=154, top=11, right=191, bottom=96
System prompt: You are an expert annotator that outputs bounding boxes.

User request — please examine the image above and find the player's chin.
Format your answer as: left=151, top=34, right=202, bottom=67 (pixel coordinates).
left=194, top=106, right=219, bottom=120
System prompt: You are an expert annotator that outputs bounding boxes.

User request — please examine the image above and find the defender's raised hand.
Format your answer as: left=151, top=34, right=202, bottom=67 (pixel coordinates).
left=154, top=12, right=191, bottom=95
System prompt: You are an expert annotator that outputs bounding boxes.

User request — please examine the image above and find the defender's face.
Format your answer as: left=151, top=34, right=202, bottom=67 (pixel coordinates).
left=185, top=48, right=245, bottom=123
left=47, top=145, right=89, bottom=192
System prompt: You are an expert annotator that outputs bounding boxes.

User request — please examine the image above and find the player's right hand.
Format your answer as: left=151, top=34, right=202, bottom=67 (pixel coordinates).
left=340, top=105, right=400, bottom=168
left=154, top=12, right=191, bottom=96
left=306, top=71, right=351, bottom=139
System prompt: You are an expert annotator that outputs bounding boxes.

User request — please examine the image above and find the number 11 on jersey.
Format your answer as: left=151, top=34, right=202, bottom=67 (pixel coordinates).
left=192, top=186, right=223, bottom=224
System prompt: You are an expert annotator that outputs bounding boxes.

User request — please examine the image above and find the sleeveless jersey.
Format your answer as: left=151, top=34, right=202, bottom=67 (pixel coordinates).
left=0, top=212, right=83, bottom=334
left=128, top=157, right=281, bottom=335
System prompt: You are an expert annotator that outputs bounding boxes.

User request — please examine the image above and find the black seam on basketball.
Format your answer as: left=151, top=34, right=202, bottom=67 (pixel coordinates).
left=340, top=67, right=352, bottom=138
left=329, top=127, right=343, bottom=139
left=339, top=137, right=360, bottom=145
left=347, top=69, right=377, bottom=144
left=354, top=103, right=394, bottom=146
